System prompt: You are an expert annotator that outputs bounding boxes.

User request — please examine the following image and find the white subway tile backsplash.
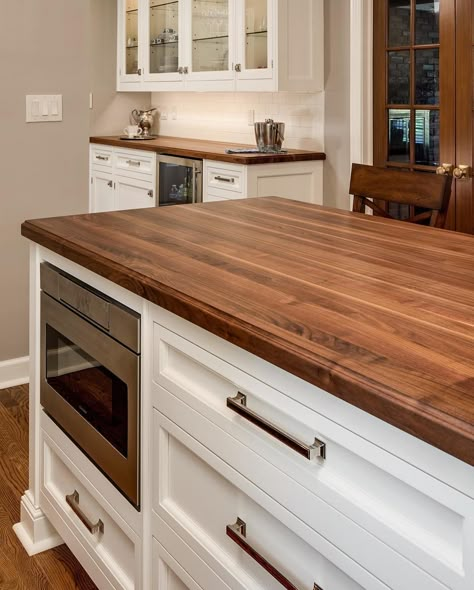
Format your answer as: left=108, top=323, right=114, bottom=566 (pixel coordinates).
left=151, top=91, right=324, bottom=150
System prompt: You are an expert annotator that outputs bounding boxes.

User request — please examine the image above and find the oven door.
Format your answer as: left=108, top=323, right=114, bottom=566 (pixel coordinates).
left=40, top=292, right=139, bottom=508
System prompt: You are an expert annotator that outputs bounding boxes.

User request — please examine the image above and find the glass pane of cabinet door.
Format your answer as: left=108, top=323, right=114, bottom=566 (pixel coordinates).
left=236, top=0, right=273, bottom=83
left=188, top=0, right=234, bottom=81
left=147, top=0, right=181, bottom=79
left=123, top=0, right=140, bottom=77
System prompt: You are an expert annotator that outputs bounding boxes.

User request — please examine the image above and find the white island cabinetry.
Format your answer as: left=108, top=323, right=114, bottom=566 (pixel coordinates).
left=149, top=306, right=474, bottom=590
left=16, top=246, right=474, bottom=590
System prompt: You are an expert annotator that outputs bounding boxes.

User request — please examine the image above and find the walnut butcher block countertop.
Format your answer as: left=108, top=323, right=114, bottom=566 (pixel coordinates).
left=90, top=135, right=326, bottom=165
left=22, top=198, right=474, bottom=465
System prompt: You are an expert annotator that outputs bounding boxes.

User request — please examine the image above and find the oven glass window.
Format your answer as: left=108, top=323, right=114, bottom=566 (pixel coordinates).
left=45, top=325, right=128, bottom=457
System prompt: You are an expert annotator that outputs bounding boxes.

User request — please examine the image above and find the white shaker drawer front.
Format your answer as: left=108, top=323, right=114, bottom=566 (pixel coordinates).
left=152, top=408, right=391, bottom=590
left=115, top=149, right=155, bottom=176
left=152, top=525, right=232, bottom=590
left=153, top=388, right=455, bottom=590
left=205, top=162, right=244, bottom=195
left=152, top=321, right=474, bottom=590
left=40, top=432, right=139, bottom=590
left=91, top=145, right=113, bottom=167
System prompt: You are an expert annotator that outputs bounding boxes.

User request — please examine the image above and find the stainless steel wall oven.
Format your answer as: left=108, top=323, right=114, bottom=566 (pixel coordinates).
left=40, top=263, right=140, bottom=508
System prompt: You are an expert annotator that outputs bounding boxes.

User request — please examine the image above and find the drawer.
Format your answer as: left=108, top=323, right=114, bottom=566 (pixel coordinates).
left=205, top=162, right=244, bottom=195
left=40, top=431, right=139, bottom=590
left=153, top=408, right=388, bottom=590
left=153, top=320, right=474, bottom=590
left=152, top=526, right=231, bottom=590
left=115, top=149, right=155, bottom=176
left=91, top=145, right=113, bottom=167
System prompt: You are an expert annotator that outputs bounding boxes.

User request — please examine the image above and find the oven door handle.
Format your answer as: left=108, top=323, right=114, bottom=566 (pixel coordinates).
left=66, top=490, right=104, bottom=535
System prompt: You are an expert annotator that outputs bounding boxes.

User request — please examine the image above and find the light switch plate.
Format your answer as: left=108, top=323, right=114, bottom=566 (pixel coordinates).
left=26, top=95, right=63, bottom=122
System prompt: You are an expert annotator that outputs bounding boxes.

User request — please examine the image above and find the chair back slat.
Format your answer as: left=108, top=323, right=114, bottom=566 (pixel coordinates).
left=349, top=164, right=453, bottom=228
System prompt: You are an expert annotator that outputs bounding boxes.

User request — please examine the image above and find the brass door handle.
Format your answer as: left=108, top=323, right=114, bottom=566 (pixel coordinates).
left=66, top=490, right=104, bottom=535
left=436, top=163, right=454, bottom=176
left=226, top=518, right=324, bottom=590
left=453, top=165, right=471, bottom=180
left=227, top=393, right=326, bottom=460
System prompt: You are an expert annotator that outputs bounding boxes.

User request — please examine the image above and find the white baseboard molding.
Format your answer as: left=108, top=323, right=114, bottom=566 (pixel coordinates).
left=13, top=491, right=63, bottom=556
left=0, top=356, right=29, bottom=390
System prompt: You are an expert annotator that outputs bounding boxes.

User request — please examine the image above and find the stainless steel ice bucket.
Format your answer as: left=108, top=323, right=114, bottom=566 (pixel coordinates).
left=254, top=119, right=285, bottom=152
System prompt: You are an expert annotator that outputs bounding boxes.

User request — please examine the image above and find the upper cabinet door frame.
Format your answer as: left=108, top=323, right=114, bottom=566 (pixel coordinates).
left=235, top=0, right=275, bottom=87
left=183, top=0, right=236, bottom=90
left=143, top=0, right=186, bottom=85
left=118, top=0, right=144, bottom=84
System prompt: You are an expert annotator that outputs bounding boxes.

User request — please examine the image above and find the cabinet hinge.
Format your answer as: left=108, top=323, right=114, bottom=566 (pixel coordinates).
left=271, top=60, right=274, bottom=69
left=91, top=177, right=93, bottom=184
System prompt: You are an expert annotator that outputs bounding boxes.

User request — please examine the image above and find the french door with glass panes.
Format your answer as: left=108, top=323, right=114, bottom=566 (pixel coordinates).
left=373, top=0, right=474, bottom=233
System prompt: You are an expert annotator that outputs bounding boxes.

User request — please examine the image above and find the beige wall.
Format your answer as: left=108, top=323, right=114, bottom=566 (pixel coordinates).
left=0, top=0, right=150, bottom=365
left=89, top=0, right=150, bottom=135
left=323, top=0, right=351, bottom=210
left=0, top=0, right=91, bottom=363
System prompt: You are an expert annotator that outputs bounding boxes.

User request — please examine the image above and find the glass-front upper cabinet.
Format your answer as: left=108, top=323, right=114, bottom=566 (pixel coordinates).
left=236, top=0, right=272, bottom=81
left=185, top=0, right=235, bottom=86
left=145, top=0, right=184, bottom=82
left=120, top=0, right=141, bottom=80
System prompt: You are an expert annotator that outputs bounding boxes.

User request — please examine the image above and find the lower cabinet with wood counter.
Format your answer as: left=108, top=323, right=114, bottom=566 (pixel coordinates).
left=90, top=137, right=325, bottom=212
left=17, top=199, right=474, bottom=590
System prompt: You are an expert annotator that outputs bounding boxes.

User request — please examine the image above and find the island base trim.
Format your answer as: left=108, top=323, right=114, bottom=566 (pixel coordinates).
left=0, top=356, right=29, bottom=389
left=13, top=491, right=63, bottom=556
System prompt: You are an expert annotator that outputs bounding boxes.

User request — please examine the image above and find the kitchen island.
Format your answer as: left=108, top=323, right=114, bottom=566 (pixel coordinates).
left=17, top=198, right=474, bottom=590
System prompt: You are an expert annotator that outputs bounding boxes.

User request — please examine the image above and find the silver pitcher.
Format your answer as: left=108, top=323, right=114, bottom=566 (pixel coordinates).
left=131, top=108, right=157, bottom=136
left=254, top=119, right=285, bottom=152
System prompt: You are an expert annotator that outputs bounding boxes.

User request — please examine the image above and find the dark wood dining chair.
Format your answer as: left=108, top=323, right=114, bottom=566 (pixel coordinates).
left=349, top=164, right=453, bottom=228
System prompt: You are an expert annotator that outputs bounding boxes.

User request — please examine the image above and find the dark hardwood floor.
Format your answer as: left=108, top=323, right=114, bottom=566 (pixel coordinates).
left=0, top=384, right=97, bottom=589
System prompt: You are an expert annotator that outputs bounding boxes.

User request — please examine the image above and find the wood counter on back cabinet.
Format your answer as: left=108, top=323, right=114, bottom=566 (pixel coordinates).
left=21, top=197, right=474, bottom=465
left=90, top=135, right=326, bottom=165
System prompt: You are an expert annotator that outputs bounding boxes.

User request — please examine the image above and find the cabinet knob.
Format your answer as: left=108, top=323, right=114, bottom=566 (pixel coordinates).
left=235, top=63, right=241, bottom=72
left=147, top=190, right=154, bottom=199
left=453, top=165, right=471, bottom=180
left=107, top=180, right=113, bottom=188
left=183, top=66, right=189, bottom=74
left=436, top=163, right=453, bottom=176
left=177, top=66, right=184, bottom=74
left=137, top=68, right=142, bottom=76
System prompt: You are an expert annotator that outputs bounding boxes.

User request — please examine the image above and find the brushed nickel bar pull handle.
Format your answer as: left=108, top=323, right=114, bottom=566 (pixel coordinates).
left=126, top=159, right=141, bottom=166
left=215, top=175, right=235, bottom=183
left=96, top=155, right=109, bottom=161
left=227, top=393, right=326, bottom=460
left=66, top=490, right=104, bottom=535
left=226, top=518, right=324, bottom=590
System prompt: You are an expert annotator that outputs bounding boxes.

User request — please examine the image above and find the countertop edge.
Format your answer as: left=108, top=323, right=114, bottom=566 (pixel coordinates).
left=21, top=219, right=474, bottom=466
left=89, top=136, right=327, bottom=165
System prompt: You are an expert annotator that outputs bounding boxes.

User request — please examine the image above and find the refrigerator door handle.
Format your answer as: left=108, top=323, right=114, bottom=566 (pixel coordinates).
left=194, top=168, right=203, bottom=203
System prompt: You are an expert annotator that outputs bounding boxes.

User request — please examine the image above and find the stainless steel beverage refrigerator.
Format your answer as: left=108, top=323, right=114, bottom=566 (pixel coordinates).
left=156, top=155, right=202, bottom=206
